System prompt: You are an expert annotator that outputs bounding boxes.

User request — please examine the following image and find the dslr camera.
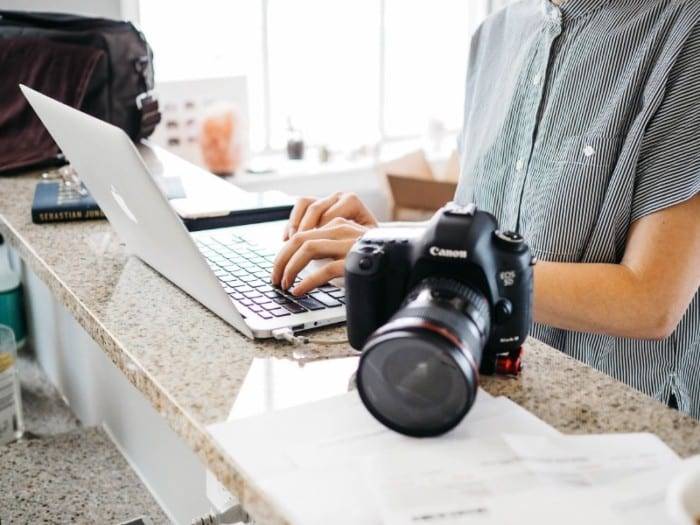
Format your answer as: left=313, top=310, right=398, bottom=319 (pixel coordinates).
left=345, top=203, right=534, bottom=437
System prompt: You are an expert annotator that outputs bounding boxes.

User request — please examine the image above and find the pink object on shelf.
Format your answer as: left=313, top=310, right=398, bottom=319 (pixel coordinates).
left=199, top=104, right=244, bottom=175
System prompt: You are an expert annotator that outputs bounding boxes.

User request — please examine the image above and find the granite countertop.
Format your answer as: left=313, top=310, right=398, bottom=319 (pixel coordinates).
left=1, top=172, right=699, bottom=525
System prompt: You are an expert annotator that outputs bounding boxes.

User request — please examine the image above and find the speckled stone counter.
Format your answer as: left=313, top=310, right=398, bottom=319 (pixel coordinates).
left=1, top=172, right=699, bottom=525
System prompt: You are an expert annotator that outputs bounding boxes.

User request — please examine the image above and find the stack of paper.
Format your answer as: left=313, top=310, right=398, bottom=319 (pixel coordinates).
left=208, top=390, right=681, bottom=524
left=369, top=433, right=680, bottom=525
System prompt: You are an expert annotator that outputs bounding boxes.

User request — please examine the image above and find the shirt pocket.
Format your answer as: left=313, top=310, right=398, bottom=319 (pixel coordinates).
left=522, top=135, right=620, bottom=261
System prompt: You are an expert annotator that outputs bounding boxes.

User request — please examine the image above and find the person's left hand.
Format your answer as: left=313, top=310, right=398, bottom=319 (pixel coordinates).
left=271, top=217, right=371, bottom=295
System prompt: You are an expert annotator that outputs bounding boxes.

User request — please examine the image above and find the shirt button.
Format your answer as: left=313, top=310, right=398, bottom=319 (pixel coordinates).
left=583, top=145, right=596, bottom=158
left=516, top=159, right=525, bottom=172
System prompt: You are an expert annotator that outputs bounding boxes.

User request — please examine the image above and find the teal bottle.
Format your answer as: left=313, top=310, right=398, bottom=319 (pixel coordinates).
left=0, top=236, right=26, bottom=348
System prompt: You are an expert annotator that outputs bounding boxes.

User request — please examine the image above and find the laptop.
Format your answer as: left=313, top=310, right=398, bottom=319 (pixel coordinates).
left=21, top=85, right=346, bottom=339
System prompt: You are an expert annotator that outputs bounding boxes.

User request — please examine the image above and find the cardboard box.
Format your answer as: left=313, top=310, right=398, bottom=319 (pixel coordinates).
left=381, top=149, right=459, bottom=220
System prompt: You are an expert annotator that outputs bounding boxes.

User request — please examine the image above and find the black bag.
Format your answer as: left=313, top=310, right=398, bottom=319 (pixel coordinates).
left=0, top=10, right=161, bottom=174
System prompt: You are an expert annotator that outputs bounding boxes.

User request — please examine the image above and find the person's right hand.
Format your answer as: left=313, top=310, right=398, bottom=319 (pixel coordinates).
left=272, top=217, right=371, bottom=295
left=283, top=192, right=378, bottom=241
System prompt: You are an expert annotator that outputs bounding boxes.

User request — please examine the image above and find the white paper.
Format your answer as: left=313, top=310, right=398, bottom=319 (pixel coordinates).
left=368, top=433, right=680, bottom=525
left=208, top=389, right=558, bottom=525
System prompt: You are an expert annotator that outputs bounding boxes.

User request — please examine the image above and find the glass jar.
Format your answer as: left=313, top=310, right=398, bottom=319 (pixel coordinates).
left=0, top=324, right=24, bottom=445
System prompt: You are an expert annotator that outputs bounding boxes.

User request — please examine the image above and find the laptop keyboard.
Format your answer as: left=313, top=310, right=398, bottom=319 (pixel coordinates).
left=194, top=233, right=344, bottom=321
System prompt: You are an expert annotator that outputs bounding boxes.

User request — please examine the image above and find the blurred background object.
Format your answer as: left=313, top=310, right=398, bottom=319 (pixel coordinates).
left=381, top=149, right=460, bottom=220
left=200, top=104, right=246, bottom=176
left=147, top=77, right=249, bottom=173
left=286, top=118, right=305, bottom=160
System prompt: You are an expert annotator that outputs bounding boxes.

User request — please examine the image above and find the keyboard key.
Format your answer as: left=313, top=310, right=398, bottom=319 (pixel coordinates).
left=309, top=292, right=342, bottom=307
left=252, top=297, right=272, bottom=305
left=249, top=304, right=262, bottom=312
left=318, top=284, right=338, bottom=292
left=231, top=292, right=244, bottom=300
left=262, top=303, right=280, bottom=311
left=269, top=308, right=290, bottom=317
left=272, top=296, right=291, bottom=305
left=328, top=290, right=345, bottom=299
left=235, top=285, right=253, bottom=293
left=244, top=291, right=262, bottom=299
left=294, top=295, right=325, bottom=311
left=258, top=311, right=272, bottom=319
left=282, top=302, right=306, bottom=314
left=239, top=299, right=253, bottom=306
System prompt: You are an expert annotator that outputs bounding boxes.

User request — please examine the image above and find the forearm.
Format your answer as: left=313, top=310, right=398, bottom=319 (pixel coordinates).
left=533, top=261, right=675, bottom=340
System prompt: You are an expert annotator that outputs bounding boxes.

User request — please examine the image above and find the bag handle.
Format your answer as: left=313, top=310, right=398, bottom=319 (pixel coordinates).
left=135, top=92, right=161, bottom=140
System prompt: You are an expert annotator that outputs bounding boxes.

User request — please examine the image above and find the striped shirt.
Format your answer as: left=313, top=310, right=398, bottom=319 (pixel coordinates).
left=455, top=0, right=700, bottom=417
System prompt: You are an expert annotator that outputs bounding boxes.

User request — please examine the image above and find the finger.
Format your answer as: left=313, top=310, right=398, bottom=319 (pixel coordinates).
left=291, top=260, right=345, bottom=296
left=325, top=216, right=349, bottom=226
left=319, top=199, right=356, bottom=225
left=281, top=238, right=353, bottom=289
left=284, top=197, right=315, bottom=240
left=297, top=192, right=342, bottom=233
left=271, top=226, right=348, bottom=285
left=318, top=193, right=376, bottom=228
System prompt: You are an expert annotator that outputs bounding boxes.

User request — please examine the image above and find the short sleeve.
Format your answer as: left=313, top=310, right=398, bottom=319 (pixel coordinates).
left=632, top=23, right=700, bottom=222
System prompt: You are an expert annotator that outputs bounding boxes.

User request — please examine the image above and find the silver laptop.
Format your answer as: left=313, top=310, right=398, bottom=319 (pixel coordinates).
left=21, top=85, right=346, bottom=339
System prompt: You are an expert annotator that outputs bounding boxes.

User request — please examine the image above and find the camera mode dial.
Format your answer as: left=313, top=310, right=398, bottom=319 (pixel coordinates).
left=494, top=230, right=524, bottom=250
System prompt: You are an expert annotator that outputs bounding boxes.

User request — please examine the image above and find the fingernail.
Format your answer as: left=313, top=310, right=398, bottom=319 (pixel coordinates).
left=291, top=286, right=300, bottom=295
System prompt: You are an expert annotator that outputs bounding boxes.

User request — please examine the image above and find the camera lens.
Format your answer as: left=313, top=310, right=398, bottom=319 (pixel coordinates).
left=356, top=278, right=490, bottom=437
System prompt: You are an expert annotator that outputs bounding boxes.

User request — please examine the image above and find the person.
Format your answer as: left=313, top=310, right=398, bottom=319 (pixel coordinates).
left=271, top=0, right=700, bottom=418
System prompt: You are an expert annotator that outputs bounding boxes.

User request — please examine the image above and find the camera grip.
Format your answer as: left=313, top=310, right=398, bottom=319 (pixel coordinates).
left=345, top=245, right=387, bottom=350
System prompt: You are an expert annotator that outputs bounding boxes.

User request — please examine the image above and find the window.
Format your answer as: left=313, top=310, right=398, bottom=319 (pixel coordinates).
left=383, top=0, right=472, bottom=137
left=137, top=1, right=504, bottom=154
left=267, top=0, right=380, bottom=149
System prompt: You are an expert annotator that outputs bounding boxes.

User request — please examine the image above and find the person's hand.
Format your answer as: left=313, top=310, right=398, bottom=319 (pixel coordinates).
left=271, top=217, right=371, bottom=295
left=283, top=192, right=378, bottom=241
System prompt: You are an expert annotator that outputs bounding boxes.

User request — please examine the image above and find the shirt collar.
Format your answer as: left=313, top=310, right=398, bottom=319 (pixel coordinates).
left=542, top=0, right=610, bottom=22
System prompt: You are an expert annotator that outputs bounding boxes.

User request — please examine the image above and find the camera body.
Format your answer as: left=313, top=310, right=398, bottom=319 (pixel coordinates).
left=345, top=203, right=534, bottom=374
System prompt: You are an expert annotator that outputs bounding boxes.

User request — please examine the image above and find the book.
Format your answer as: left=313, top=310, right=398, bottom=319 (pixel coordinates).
left=31, top=180, right=105, bottom=223
left=30, top=176, right=293, bottom=229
